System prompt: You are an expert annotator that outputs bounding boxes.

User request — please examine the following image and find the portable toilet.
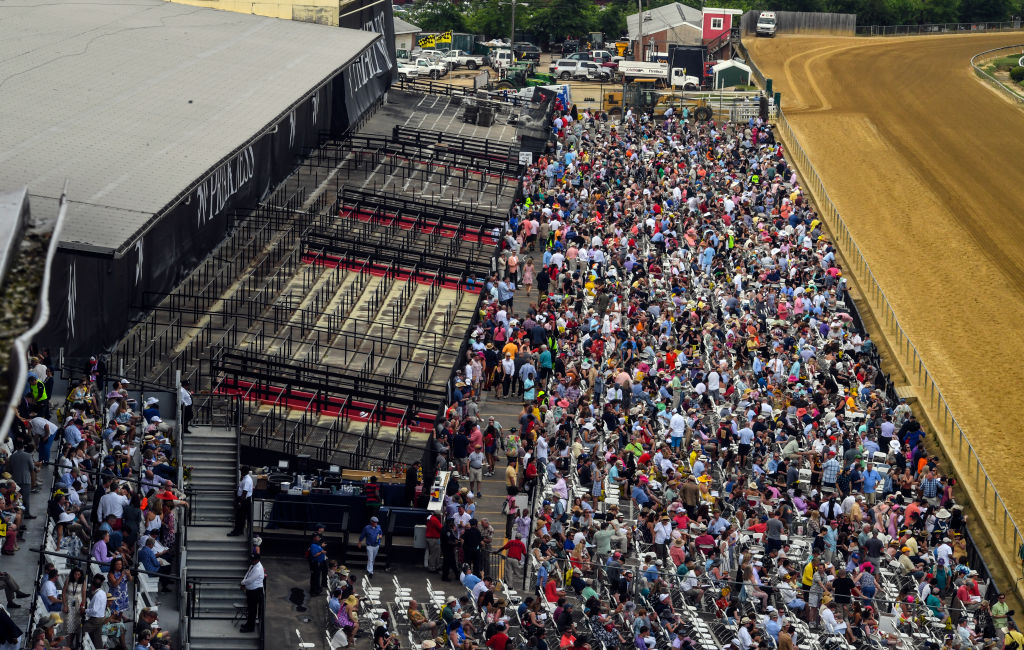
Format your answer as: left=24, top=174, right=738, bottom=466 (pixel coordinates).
left=712, top=59, right=752, bottom=89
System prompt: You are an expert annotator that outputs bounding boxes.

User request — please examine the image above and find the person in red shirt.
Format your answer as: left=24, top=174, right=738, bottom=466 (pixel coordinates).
left=486, top=622, right=510, bottom=650
left=425, top=513, right=443, bottom=572
left=545, top=576, right=564, bottom=602
left=499, top=534, right=528, bottom=582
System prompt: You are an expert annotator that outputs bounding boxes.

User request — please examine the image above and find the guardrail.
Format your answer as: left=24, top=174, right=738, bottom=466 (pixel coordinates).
left=771, top=105, right=1024, bottom=597
left=856, top=20, right=1022, bottom=36
left=970, top=44, right=1024, bottom=103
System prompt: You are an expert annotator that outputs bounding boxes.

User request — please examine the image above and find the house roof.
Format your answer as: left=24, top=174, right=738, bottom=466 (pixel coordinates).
left=393, top=15, right=420, bottom=35
left=713, top=60, right=752, bottom=73
left=627, top=2, right=703, bottom=40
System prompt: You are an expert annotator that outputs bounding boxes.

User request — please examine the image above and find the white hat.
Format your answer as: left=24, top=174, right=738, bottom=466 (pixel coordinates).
left=151, top=416, right=162, bottom=423
left=145, top=397, right=159, bottom=406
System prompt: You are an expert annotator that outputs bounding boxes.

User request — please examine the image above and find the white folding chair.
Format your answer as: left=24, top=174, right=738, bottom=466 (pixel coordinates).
left=295, top=628, right=315, bottom=649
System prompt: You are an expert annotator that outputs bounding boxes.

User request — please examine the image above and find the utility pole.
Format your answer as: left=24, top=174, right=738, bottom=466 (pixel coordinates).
left=511, top=1, right=517, bottom=55
left=637, top=0, right=643, bottom=61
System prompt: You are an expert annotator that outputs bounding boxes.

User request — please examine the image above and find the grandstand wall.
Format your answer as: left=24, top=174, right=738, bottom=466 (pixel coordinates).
left=42, top=59, right=392, bottom=358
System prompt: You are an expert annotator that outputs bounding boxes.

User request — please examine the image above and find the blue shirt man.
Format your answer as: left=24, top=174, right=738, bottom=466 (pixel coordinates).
left=863, top=465, right=882, bottom=494
left=64, top=423, right=83, bottom=447
left=139, top=543, right=162, bottom=573
left=359, top=524, right=382, bottom=547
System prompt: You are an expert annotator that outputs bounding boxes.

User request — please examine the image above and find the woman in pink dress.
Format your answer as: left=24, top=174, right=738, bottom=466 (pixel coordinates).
left=522, top=259, right=535, bottom=296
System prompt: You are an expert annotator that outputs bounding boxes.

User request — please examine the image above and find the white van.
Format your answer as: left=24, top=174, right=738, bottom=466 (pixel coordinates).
left=756, top=11, right=777, bottom=37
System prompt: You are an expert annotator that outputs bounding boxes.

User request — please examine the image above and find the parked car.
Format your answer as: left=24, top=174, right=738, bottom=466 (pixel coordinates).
left=513, top=42, right=542, bottom=61
left=550, top=59, right=577, bottom=78
left=561, top=39, right=580, bottom=56
left=571, top=60, right=611, bottom=81
left=491, top=49, right=513, bottom=70
left=563, top=51, right=592, bottom=62
left=551, top=60, right=611, bottom=81
left=397, top=63, right=421, bottom=81
left=442, top=49, right=487, bottom=70
left=401, top=57, right=448, bottom=79
left=588, top=50, right=618, bottom=68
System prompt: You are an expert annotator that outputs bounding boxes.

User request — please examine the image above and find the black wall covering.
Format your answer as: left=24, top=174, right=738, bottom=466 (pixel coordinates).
left=42, top=72, right=346, bottom=358
left=335, top=0, right=396, bottom=135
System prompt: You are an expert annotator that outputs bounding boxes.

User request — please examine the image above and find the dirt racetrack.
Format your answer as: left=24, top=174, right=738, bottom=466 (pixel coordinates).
left=748, top=34, right=1024, bottom=526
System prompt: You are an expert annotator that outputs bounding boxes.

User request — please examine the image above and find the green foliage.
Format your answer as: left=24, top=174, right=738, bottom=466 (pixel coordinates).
left=1010, top=66, right=1024, bottom=82
left=467, top=0, right=512, bottom=37
left=594, top=5, right=628, bottom=40
left=524, top=0, right=598, bottom=44
left=407, top=0, right=468, bottom=34
left=958, top=0, right=1014, bottom=21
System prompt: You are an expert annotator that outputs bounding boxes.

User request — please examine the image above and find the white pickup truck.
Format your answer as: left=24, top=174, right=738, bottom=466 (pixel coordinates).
left=400, top=56, right=448, bottom=79
left=397, top=63, right=421, bottom=82
left=442, top=49, right=487, bottom=70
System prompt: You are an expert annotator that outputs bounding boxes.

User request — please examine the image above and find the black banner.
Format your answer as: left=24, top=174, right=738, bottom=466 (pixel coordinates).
left=336, top=0, right=396, bottom=134
left=42, top=77, right=340, bottom=357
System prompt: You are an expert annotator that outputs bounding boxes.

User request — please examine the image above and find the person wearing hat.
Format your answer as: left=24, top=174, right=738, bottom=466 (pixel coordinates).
left=307, top=532, right=328, bottom=597
left=141, top=397, right=171, bottom=434
left=358, top=515, right=384, bottom=578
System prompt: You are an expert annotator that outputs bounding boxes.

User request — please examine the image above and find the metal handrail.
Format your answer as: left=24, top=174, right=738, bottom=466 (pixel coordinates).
left=969, top=45, right=1024, bottom=104
left=770, top=103, right=1024, bottom=596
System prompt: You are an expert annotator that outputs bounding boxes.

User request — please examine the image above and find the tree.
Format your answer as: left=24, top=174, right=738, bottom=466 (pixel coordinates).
left=594, top=4, right=627, bottom=39
left=959, top=0, right=1013, bottom=20
left=524, top=0, right=596, bottom=45
left=407, top=0, right=468, bottom=34
left=467, top=0, right=512, bottom=37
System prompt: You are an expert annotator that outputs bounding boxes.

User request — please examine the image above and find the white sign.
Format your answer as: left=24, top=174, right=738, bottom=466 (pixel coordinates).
left=518, top=151, right=533, bottom=165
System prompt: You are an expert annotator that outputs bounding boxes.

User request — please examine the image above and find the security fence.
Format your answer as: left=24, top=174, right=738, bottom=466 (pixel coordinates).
left=970, top=44, right=1024, bottom=103
left=771, top=105, right=1024, bottom=603
left=856, top=20, right=1023, bottom=35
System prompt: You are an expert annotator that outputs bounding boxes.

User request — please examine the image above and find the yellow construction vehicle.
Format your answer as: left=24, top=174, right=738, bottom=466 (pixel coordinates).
left=604, top=81, right=712, bottom=120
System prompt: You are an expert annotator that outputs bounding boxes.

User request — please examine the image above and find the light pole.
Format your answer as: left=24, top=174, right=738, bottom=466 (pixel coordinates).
left=501, top=1, right=528, bottom=59
left=637, top=0, right=643, bottom=61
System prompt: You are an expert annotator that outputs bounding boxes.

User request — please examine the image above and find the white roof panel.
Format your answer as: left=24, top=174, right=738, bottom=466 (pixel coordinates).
left=0, top=0, right=379, bottom=252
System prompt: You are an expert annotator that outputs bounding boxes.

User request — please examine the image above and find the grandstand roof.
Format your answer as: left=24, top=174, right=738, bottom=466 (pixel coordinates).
left=0, top=0, right=379, bottom=255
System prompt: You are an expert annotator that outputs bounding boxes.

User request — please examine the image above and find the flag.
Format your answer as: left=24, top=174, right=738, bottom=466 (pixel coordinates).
left=437, top=30, right=452, bottom=44
left=418, top=34, right=436, bottom=48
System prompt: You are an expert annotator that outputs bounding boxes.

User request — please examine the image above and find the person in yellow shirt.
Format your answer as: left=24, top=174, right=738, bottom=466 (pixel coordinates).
left=502, top=341, right=518, bottom=359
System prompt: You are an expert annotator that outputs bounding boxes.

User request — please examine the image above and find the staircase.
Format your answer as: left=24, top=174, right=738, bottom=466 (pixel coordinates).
left=182, top=424, right=259, bottom=650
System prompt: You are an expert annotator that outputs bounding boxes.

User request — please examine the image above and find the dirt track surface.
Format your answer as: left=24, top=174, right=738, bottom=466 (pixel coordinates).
left=748, top=34, right=1024, bottom=520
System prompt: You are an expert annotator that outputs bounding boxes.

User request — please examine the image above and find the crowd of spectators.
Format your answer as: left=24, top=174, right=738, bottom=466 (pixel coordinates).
left=2, top=349, right=184, bottom=649
left=420, top=104, right=1018, bottom=650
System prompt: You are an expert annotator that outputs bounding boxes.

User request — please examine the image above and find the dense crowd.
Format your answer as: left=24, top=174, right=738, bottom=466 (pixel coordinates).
left=418, top=103, right=1019, bottom=650
left=2, top=349, right=184, bottom=649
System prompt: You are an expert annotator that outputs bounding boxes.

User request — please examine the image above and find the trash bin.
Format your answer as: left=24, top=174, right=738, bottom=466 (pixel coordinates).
left=413, top=524, right=427, bottom=549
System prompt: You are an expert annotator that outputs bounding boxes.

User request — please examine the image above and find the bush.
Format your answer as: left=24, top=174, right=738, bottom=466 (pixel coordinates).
left=1010, top=66, right=1024, bottom=83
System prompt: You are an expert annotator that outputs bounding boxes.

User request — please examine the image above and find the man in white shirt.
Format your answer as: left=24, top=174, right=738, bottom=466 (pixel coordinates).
left=84, top=574, right=109, bottom=647
left=240, top=554, right=265, bottom=633
left=98, top=484, right=129, bottom=524
left=668, top=410, right=687, bottom=449
left=229, top=466, right=254, bottom=537
left=29, top=416, right=59, bottom=462
left=820, top=602, right=847, bottom=634
left=179, top=380, right=193, bottom=433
